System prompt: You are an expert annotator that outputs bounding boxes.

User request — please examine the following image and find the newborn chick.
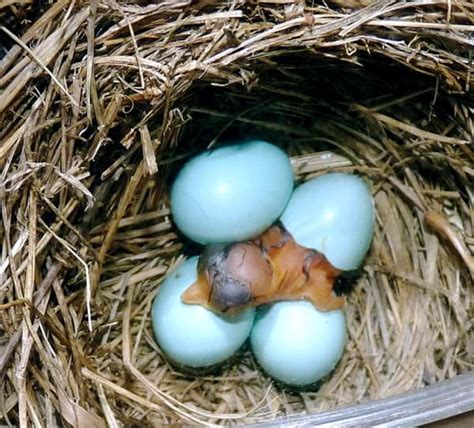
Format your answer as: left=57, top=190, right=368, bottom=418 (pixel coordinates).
left=181, top=223, right=344, bottom=312
left=256, top=224, right=344, bottom=311
left=181, top=242, right=273, bottom=313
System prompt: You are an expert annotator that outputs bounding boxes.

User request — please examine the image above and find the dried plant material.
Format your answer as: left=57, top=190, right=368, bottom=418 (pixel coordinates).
left=0, top=8, right=89, bottom=113
left=0, top=0, right=473, bottom=426
left=425, top=211, right=474, bottom=275
left=139, top=124, right=159, bottom=176
left=0, top=26, right=79, bottom=108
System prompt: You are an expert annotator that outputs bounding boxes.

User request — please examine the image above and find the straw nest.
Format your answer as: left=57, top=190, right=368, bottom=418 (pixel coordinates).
left=0, top=1, right=473, bottom=426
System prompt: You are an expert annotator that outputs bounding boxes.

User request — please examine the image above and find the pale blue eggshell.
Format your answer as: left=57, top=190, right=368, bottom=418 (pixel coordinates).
left=171, top=141, right=294, bottom=244
left=250, top=301, right=347, bottom=386
left=152, top=257, right=255, bottom=368
left=280, top=173, right=374, bottom=271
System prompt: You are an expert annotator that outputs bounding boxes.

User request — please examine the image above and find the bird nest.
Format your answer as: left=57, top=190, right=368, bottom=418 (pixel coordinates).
left=0, top=1, right=473, bottom=426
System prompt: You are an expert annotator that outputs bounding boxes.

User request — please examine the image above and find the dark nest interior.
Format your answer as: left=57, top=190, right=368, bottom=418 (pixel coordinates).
left=0, top=1, right=473, bottom=426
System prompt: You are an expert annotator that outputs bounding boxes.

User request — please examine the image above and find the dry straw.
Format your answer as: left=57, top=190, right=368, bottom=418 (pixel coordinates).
left=0, top=0, right=473, bottom=426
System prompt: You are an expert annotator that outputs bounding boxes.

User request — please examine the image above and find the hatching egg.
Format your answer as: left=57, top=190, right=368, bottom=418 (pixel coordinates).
left=280, top=173, right=374, bottom=271
left=152, top=257, right=255, bottom=368
left=171, top=141, right=294, bottom=244
left=250, top=301, right=347, bottom=386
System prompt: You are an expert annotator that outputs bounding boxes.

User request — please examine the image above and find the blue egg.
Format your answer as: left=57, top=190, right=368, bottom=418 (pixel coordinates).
left=280, top=173, right=375, bottom=271
left=250, top=301, right=347, bottom=386
left=171, top=141, right=294, bottom=244
left=151, top=257, right=255, bottom=368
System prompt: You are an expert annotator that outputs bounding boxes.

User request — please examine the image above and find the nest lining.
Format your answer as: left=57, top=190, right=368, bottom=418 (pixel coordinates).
left=0, top=1, right=473, bottom=426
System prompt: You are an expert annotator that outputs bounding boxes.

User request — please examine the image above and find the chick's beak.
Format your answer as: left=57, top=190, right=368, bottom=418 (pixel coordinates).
left=181, top=274, right=212, bottom=307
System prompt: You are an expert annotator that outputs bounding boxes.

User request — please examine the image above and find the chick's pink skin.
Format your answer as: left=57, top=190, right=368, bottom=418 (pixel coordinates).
left=255, top=224, right=344, bottom=310
left=181, top=242, right=273, bottom=313
left=181, top=224, right=344, bottom=313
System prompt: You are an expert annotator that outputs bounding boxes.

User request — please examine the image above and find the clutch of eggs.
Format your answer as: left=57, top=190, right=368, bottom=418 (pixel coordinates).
left=156, top=138, right=375, bottom=386
left=170, top=140, right=294, bottom=244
